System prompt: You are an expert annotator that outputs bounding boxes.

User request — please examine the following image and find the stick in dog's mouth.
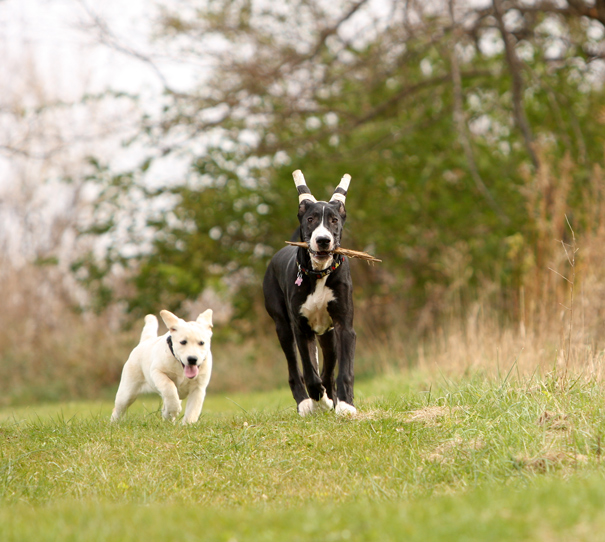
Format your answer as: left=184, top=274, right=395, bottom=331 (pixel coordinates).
left=285, top=241, right=382, bottom=263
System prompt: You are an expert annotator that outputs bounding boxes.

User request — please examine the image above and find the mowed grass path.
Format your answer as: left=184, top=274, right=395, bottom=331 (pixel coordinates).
left=3, top=370, right=605, bottom=541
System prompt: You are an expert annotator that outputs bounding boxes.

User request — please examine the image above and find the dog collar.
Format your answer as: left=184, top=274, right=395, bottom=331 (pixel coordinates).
left=295, top=254, right=343, bottom=286
left=166, top=336, right=176, bottom=359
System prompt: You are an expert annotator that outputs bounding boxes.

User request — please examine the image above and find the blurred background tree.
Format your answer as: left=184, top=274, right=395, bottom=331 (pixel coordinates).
left=1, top=0, right=605, bottom=405
left=76, top=0, right=605, bottom=334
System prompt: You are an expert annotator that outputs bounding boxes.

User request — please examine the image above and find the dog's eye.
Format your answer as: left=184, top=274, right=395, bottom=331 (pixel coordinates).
left=331, top=217, right=339, bottom=224
left=307, top=216, right=314, bottom=223
left=180, top=340, right=187, bottom=345
left=199, top=341, right=205, bottom=346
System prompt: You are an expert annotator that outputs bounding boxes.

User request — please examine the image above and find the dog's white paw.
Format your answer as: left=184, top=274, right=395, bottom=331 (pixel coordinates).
left=162, top=403, right=182, bottom=422
left=298, top=394, right=334, bottom=416
left=298, top=399, right=315, bottom=417
left=181, top=417, right=198, bottom=425
left=317, top=392, right=334, bottom=412
left=335, top=401, right=357, bottom=416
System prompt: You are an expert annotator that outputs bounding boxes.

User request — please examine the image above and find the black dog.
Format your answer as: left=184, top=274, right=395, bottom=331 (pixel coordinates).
left=263, top=170, right=357, bottom=416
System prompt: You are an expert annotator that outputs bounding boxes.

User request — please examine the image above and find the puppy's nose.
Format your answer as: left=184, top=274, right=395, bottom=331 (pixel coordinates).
left=187, top=356, right=198, bottom=365
left=316, top=236, right=331, bottom=249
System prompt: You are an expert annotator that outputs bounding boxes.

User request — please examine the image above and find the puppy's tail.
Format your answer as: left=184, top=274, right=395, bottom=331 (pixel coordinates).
left=139, top=314, right=159, bottom=343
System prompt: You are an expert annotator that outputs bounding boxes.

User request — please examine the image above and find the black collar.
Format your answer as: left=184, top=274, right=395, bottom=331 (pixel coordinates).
left=295, top=253, right=343, bottom=285
left=166, top=336, right=176, bottom=358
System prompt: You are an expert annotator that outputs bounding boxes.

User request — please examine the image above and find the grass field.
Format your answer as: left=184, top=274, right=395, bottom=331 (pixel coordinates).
left=3, top=368, right=605, bottom=541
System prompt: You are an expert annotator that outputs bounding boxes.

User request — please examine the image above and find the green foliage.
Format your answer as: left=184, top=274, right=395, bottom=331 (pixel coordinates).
left=76, top=1, right=605, bottom=326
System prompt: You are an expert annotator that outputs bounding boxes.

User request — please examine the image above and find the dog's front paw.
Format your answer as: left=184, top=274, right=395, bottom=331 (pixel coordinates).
left=162, top=404, right=182, bottom=422
left=298, top=394, right=334, bottom=417
left=298, top=399, right=315, bottom=417
left=317, top=392, right=334, bottom=412
left=335, top=401, right=357, bottom=416
left=181, top=415, right=201, bottom=425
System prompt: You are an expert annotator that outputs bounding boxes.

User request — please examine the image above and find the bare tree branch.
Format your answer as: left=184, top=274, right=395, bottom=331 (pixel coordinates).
left=448, top=0, right=509, bottom=224
left=307, top=0, right=372, bottom=60
left=567, top=0, right=605, bottom=25
left=351, top=69, right=491, bottom=129
left=492, top=0, right=540, bottom=170
left=77, top=0, right=174, bottom=94
left=0, top=144, right=66, bottom=161
left=472, top=0, right=605, bottom=27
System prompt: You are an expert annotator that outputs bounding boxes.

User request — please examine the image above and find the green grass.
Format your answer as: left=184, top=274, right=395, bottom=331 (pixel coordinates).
left=2, top=370, right=605, bottom=540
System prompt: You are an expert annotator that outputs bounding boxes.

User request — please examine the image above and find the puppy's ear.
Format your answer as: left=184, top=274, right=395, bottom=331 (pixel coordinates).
left=196, top=309, right=213, bottom=328
left=160, top=310, right=181, bottom=332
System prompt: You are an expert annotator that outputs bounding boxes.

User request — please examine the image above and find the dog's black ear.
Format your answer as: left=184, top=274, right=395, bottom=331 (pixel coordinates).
left=330, top=200, right=347, bottom=219
left=297, top=199, right=314, bottom=220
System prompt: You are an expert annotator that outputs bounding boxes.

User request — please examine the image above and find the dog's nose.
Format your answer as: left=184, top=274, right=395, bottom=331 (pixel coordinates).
left=187, top=356, right=198, bottom=365
left=316, top=236, right=332, bottom=249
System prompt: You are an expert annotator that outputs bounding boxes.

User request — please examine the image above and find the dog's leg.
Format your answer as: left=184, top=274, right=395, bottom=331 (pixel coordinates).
left=295, top=332, right=325, bottom=401
left=293, top=330, right=334, bottom=416
left=334, top=323, right=357, bottom=416
left=112, top=389, right=140, bottom=422
left=182, top=387, right=206, bottom=424
left=111, top=362, right=144, bottom=422
left=270, top=313, right=309, bottom=409
left=297, top=338, right=334, bottom=416
left=151, top=370, right=182, bottom=422
left=111, top=374, right=141, bottom=422
left=318, top=330, right=337, bottom=402
left=263, top=267, right=318, bottom=415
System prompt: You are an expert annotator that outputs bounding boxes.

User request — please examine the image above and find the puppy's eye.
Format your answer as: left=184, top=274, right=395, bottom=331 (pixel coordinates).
left=331, top=217, right=339, bottom=224
left=199, top=341, right=205, bottom=346
left=307, top=216, right=314, bottom=223
left=180, top=340, right=187, bottom=345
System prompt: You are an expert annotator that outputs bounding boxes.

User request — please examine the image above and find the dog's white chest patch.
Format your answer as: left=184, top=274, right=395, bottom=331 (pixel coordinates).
left=300, top=277, right=335, bottom=335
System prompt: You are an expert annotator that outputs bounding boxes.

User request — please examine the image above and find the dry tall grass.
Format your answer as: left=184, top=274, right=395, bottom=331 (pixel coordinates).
left=358, top=151, right=605, bottom=383
left=2, top=151, right=605, bottom=406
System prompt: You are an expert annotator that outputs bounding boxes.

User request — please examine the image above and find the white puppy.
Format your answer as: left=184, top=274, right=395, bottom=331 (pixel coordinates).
left=111, top=309, right=213, bottom=425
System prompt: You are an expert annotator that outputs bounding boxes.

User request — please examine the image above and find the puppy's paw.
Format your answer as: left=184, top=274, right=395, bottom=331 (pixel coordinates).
left=335, top=401, right=357, bottom=416
left=297, top=399, right=315, bottom=417
left=162, top=405, right=181, bottom=422
left=181, top=414, right=201, bottom=425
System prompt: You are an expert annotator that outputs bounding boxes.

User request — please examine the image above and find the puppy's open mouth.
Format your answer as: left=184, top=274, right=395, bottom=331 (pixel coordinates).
left=182, top=364, right=199, bottom=379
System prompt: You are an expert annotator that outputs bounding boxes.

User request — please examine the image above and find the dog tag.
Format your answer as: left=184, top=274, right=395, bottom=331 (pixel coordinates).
left=295, top=274, right=303, bottom=286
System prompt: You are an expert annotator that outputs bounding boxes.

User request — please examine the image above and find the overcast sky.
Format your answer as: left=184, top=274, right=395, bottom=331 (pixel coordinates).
left=0, top=0, right=173, bottom=263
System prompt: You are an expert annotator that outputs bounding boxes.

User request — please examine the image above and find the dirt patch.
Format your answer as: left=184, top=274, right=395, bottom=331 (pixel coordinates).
left=514, top=451, right=588, bottom=473
left=537, top=410, right=571, bottom=431
left=347, top=409, right=385, bottom=421
left=405, top=406, right=460, bottom=426
left=425, top=435, right=485, bottom=464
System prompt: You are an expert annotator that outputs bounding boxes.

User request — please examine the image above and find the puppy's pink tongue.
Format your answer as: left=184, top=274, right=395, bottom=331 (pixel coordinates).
left=184, top=365, right=199, bottom=379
